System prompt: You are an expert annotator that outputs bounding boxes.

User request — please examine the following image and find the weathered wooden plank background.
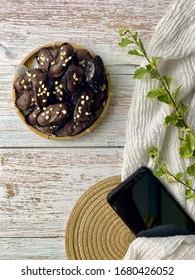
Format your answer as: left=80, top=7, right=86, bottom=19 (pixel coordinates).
left=0, top=0, right=172, bottom=259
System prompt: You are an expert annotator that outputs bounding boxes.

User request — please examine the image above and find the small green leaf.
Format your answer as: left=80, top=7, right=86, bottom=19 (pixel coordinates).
left=132, top=32, right=138, bottom=42
left=128, top=49, right=144, bottom=57
left=118, top=28, right=130, bottom=36
left=178, top=136, right=186, bottom=142
left=146, top=88, right=165, bottom=99
left=133, top=67, right=148, bottom=79
left=179, top=102, right=190, bottom=117
left=163, top=76, right=172, bottom=90
left=172, top=85, right=182, bottom=102
left=157, top=94, right=174, bottom=106
left=180, top=144, right=193, bottom=158
left=185, top=180, right=192, bottom=188
left=179, top=132, right=195, bottom=158
left=185, top=189, right=195, bottom=200
left=154, top=168, right=167, bottom=178
left=175, top=119, right=185, bottom=128
left=147, top=86, right=174, bottom=106
left=146, top=64, right=152, bottom=72
left=165, top=174, right=176, bottom=183
left=175, top=172, right=184, bottom=181
left=148, top=146, right=159, bottom=156
left=118, top=38, right=134, bottom=48
left=149, top=68, right=161, bottom=79
left=186, top=163, right=195, bottom=177
left=181, top=127, right=191, bottom=132
left=151, top=57, right=162, bottom=67
left=164, top=114, right=178, bottom=126
left=148, top=146, right=159, bottom=162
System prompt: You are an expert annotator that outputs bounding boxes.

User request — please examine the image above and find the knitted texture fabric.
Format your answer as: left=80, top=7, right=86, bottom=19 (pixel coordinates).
left=122, top=0, right=195, bottom=259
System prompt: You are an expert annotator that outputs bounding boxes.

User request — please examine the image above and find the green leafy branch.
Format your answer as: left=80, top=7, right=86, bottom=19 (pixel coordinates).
left=149, top=147, right=195, bottom=199
left=118, top=28, right=195, bottom=199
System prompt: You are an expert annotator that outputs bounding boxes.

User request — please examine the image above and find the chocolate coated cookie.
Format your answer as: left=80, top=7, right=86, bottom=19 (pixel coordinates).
left=16, top=90, right=35, bottom=110
left=37, top=103, right=69, bottom=126
left=49, top=43, right=74, bottom=78
left=36, top=48, right=53, bottom=72
left=26, top=106, right=42, bottom=125
left=74, top=88, right=93, bottom=122
left=62, top=114, right=94, bottom=136
left=66, top=65, right=84, bottom=93
left=75, top=49, right=92, bottom=67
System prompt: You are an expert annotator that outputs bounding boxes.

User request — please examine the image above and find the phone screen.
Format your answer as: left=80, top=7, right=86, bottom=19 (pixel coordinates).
left=108, top=167, right=195, bottom=235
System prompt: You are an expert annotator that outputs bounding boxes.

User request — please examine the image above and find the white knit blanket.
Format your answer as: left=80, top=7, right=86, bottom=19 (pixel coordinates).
left=122, top=0, right=195, bottom=260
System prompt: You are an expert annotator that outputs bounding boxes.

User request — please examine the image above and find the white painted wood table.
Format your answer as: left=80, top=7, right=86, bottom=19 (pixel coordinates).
left=0, top=0, right=172, bottom=259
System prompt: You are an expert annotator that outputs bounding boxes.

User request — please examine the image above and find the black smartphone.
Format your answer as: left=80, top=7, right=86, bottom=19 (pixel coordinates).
left=107, top=166, right=195, bottom=236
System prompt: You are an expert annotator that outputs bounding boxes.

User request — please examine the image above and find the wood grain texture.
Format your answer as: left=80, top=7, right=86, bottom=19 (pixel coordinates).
left=0, top=148, right=123, bottom=259
left=0, top=148, right=123, bottom=236
left=0, top=238, right=66, bottom=259
left=0, top=0, right=173, bottom=259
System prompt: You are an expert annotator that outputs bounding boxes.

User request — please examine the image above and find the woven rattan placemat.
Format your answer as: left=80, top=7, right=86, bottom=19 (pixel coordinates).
left=65, top=175, right=135, bottom=260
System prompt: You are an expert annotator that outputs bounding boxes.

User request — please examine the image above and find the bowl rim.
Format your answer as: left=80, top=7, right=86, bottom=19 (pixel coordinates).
left=12, top=42, right=112, bottom=141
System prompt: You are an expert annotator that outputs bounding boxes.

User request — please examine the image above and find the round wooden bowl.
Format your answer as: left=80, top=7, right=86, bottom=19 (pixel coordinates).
left=12, top=42, right=112, bottom=140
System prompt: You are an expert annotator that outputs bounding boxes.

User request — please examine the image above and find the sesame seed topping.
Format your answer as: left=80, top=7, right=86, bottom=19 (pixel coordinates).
left=47, top=92, right=50, bottom=96
left=39, top=81, right=43, bottom=85
left=81, top=100, right=85, bottom=105
left=86, top=96, right=89, bottom=100
left=32, top=74, right=36, bottom=77
left=81, top=95, right=85, bottom=99
left=23, top=85, right=27, bottom=89
left=73, top=73, right=78, bottom=81
left=45, top=115, right=49, bottom=120
left=55, top=81, right=58, bottom=85
left=42, top=99, right=47, bottom=103
left=41, top=112, right=45, bottom=116
left=51, top=61, right=55, bottom=65
left=62, top=110, right=67, bottom=114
